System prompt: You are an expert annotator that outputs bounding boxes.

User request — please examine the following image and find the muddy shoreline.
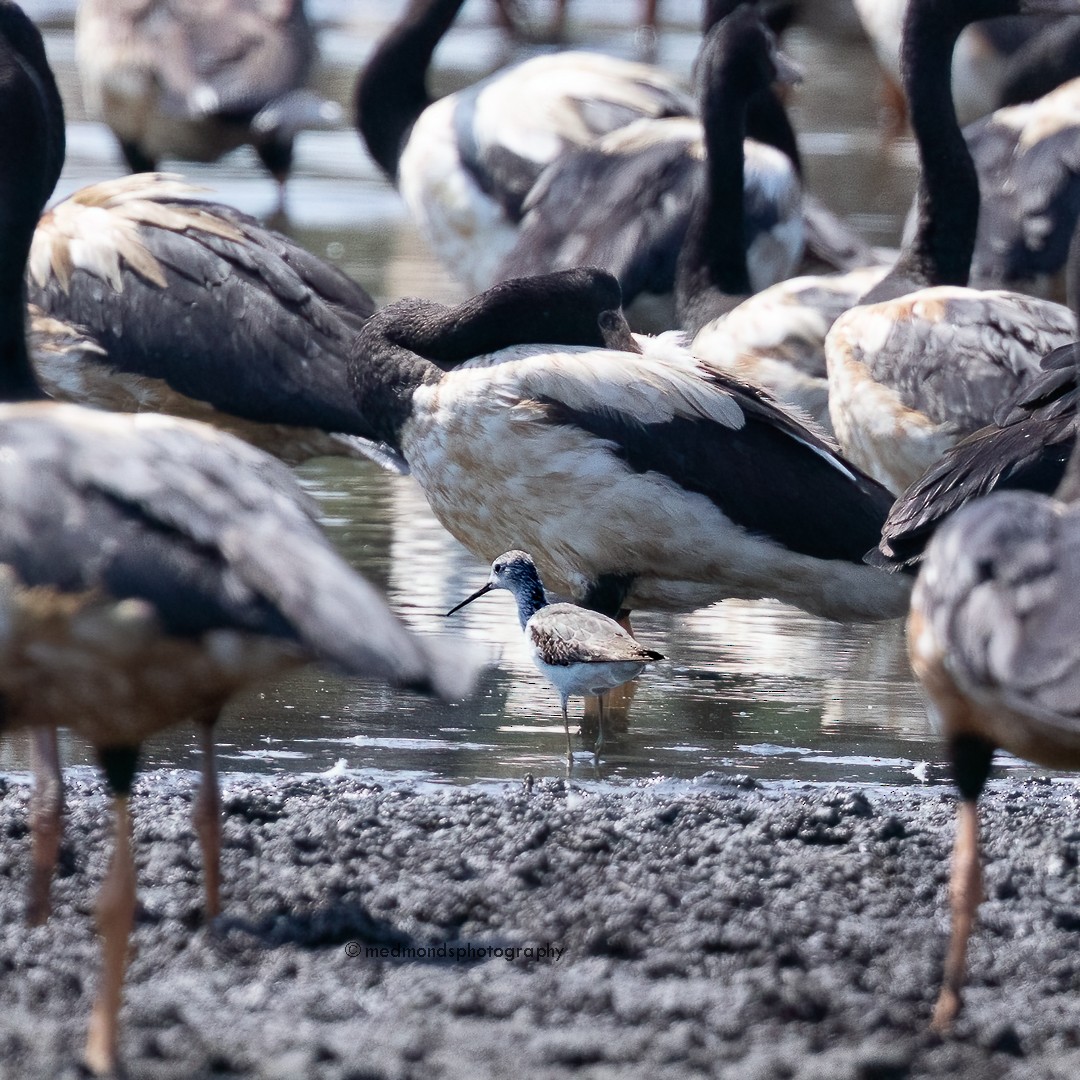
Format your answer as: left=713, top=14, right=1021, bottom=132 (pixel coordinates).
left=2, top=772, right=1080, bottom=1079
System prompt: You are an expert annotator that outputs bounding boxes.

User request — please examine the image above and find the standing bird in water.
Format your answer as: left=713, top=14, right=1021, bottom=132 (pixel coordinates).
left=0, top=4, right=475, bottom=1072
left=823, top=0, right=1080, bottom=495
left=906, top=212, right=1080, bottom=1030
left=22, top=254, right=647, bottom=930
left=347, top=269, right=909, bottom=625
left=75, top=0, right=339, bottom=211
left=23, top=168, right=382, bottom=926
left=448, top=551, right=663, bottom=763
left=353, top=0, right=692, bottom=292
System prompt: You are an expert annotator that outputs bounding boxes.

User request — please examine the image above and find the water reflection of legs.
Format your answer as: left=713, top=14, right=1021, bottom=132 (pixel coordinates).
left=580, top=611, right=645, bottom=758
left=193, top=714, right=222, bottom=920
left=561, top=695, right=573, bottom=770
left=594, top=694, right=605, bottom=762
left=580, top=679, right=639, bottom=756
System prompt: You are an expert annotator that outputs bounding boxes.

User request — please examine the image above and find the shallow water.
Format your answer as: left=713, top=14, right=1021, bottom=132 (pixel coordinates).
left=2, top=1, right=1045, bottom=791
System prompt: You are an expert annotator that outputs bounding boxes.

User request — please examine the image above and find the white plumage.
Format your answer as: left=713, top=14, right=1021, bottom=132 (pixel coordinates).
left=355, top=0, right=692, bottom=292
left=351, top=274, right=909, bottom=625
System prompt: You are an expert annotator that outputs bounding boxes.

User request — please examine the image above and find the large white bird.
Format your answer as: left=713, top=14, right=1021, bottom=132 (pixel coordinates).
left=346, top=269, right=910, bottom=625
left=353, top=0, right=692, bottom=292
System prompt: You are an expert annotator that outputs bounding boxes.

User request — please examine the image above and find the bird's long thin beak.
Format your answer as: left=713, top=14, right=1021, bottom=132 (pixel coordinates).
left=445, top=581, right=494, bottom=616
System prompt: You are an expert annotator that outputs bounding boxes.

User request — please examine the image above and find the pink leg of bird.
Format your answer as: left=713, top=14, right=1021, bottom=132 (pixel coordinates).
left=84, top=793, right=137, bottom=1075
left=931, top=798, right=984, bottom=1031
left=27, top=727, right=63, bottom=926
left=193, top=718, right=222, bottom=920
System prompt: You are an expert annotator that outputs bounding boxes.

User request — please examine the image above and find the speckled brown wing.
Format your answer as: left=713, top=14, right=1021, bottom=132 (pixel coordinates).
left=527, top=604, right=663, bottom=667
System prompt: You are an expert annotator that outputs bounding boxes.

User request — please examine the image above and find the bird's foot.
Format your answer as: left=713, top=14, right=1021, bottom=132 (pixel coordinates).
left=929, top=987, right=961, bottom=1034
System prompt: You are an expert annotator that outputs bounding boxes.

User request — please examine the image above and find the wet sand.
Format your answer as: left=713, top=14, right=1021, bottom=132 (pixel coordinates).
left=2, top=772, right=1080, bottom=1078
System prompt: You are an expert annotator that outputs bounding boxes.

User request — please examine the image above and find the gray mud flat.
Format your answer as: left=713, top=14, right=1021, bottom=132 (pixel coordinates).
left=2, top=773, right=1080, bottom=1079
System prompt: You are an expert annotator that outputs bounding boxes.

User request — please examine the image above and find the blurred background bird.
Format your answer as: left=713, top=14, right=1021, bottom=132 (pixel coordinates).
left=75, top=0, right=342, bottom=213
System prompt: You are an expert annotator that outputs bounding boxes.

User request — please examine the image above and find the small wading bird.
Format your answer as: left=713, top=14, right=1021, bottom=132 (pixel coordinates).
left=0, top=3, right=476, bottom=1072
left=447, top=550, right=663, bottom=762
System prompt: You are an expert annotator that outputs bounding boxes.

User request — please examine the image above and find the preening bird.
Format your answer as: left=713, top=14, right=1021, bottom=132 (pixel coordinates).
left=447, top=550, right=663, bottom=762
left=346, top=268, right=910, bottom=625
left=74, top=0, right=337, bottom=209
left=0, top=4, right=475, bottom=1072
left=353, top=0, right=693, bottom=292
left=21, top=265, right=648, bottom=939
